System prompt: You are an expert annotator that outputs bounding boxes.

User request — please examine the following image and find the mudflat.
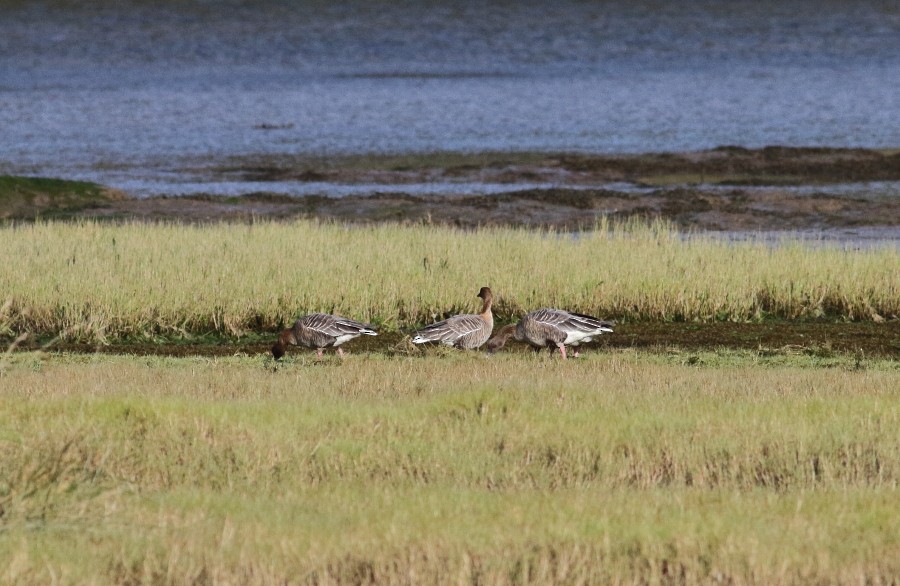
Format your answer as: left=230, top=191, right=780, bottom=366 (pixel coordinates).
left=7, top=146, right=899, bottom=233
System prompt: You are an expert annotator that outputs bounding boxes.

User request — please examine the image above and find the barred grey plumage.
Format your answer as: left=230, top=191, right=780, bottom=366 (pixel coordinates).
left=486, top=308, right=613, bottom=359
left=272, top=313, right=377, bottom=359
left=411, top=287, right=494, bottom=350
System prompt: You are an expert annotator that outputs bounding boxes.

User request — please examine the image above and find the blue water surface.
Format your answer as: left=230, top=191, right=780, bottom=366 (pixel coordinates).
left=1, top=0, right=898, bottom=194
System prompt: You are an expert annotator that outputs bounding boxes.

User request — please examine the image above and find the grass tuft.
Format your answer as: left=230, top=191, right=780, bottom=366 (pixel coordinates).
left=0, top=176, right=126, bottom=219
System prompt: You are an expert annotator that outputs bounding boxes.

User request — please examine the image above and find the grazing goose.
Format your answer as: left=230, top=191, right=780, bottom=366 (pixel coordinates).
left=271, top=313, right=377, bottom=359
left=486, top=308, right=613, bottom=359
left=411, top=287, right=494, bottom=350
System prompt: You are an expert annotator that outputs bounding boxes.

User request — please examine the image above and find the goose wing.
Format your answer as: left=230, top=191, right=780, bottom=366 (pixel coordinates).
left=299, top=313, right=376, bottom=336
left=329, top=315, right=378, bottom=336
left=529, top=308, right=613, bottom=334
left=297, top=313, right=377, bottom=348
left=524, top=308, right=613, bottom=346
left=563, top=311, right=614, bottom=334
left=412, top=313, right=488, bottom=347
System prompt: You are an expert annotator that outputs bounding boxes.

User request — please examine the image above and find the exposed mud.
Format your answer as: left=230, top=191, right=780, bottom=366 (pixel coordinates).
left=67, top=184, right=900, bottom=233
left=211, top=146, right=900, bottom=186
left=29, top=147, right=899, bottom=232
left=16, top=322, right=899, bottom=359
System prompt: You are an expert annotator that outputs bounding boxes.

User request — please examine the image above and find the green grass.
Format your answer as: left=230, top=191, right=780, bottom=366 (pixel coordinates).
left=1, top=351, right=898, bottom=583
left=0, top=175, right=124, bottom=219
left=0, top=219, right=897, bottom=343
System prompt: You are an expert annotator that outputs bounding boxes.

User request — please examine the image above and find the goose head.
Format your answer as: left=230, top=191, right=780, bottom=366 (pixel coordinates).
left=271, top=330, right=293, bottom=360
left=476, top=286, right=493, bottom=316
left=485, top=323, right=516, bottom=353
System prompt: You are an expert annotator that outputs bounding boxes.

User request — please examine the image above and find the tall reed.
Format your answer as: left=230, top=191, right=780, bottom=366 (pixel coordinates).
left=1, top=219, right=896, bottom=340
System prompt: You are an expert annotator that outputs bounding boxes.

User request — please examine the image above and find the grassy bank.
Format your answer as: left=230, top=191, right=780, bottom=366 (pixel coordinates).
left=0, top=175, right=125, bottom=219
left=0, top=220, right=897, bottom=342
left=1, top=351, right=898, bottom=583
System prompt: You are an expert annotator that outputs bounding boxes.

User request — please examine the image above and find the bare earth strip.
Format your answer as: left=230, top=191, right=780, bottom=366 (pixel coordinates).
left=17, top=322, right=900, bottom=359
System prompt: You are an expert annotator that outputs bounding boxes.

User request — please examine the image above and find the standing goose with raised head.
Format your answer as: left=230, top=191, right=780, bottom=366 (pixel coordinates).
left=411, top=287, right=494, bottom=350
left=271, top=313, right=377, bottom=359
left=486, top=308, right=613, bottom=359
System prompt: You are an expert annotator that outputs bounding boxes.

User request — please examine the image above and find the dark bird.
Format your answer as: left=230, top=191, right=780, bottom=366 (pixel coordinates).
left=411, top=287, right=494, bottom=350
left=271, top=313, right=377, bottom=359
left=486, top=308, right=613, bottom=359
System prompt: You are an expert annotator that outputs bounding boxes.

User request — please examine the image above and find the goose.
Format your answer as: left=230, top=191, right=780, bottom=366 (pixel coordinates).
left=411, top=287, right=494, bottom=349
left=486, top=308, right=613, bottom=359
left=271, top=313, right=377, bottom=359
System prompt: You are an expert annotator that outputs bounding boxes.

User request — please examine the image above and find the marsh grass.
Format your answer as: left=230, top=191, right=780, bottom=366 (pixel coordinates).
left=0, top=219, right=897, bottom=342
left=1, top=352, right=898, bottom=583
left=0, top=176, right=124, bottom=219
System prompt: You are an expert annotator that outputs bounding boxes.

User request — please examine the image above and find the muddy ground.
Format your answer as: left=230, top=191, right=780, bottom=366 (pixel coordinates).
left=30, top=146, right=900, bottom=232
left=208, top=146, right=900, bottom=185
left=84, top=186, right=899, bottom=232
left=16, top=322, right=900, bottom=359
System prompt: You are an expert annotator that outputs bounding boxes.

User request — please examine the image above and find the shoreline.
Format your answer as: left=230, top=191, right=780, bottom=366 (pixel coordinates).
left=3, top=146, right=899, bottom=234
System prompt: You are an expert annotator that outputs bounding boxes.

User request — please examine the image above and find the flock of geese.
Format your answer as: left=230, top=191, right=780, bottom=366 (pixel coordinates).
left=271, top=286, right=614, bottom=361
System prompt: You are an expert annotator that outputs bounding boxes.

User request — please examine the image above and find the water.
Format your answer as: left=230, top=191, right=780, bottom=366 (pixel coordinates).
left=1, top=0, right=899, bottom=195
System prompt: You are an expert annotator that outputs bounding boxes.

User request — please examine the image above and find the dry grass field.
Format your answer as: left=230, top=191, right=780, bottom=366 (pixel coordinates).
left=1, top=350, right=898, bottom=584
left=1, top=219, right=897, bottom=343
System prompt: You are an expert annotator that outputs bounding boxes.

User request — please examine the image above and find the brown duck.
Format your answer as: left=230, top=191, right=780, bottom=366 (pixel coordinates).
left=271, top=313, right=377, bottom=359
left=411, top=287, right=494, bottom=349
left=486, top=308, right=613, bottom=359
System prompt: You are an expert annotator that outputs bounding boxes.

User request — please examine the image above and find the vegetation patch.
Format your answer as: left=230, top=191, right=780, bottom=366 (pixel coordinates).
left=1, top=352, right=897, bottom=584
left=0, top=175, right=126, bottom=219
left=0, top=219, right=897, bottom=343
